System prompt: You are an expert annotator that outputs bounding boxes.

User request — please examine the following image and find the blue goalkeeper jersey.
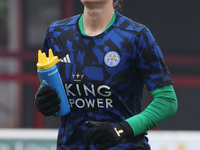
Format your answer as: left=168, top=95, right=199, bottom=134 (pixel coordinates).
left=43, top=11, right=172, bottom=150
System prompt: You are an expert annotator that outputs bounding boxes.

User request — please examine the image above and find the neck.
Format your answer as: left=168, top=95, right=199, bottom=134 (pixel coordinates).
left=82, top=2, right=114, bottom=36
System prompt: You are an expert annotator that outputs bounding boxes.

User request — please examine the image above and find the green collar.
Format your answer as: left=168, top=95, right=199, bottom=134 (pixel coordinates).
left=78, top=12, right=116, bottom=36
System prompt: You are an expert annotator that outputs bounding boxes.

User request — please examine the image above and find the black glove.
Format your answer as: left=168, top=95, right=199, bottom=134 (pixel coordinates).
left=84, top=121, right=134, bottom=150
left=34, top=85, right=61, bottom=116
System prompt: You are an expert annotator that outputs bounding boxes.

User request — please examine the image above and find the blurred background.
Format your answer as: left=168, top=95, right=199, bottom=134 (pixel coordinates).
left=0, top=0, right=200, bottom=149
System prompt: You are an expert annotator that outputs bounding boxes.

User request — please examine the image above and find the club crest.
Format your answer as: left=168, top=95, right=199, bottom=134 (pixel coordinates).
left=104, top=51, right=120, bottom=67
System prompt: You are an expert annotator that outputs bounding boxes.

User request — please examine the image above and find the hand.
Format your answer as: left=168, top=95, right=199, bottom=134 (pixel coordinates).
left=34, top=85, right=61, bottom=116
left=84, top=121, right=134, bottom=150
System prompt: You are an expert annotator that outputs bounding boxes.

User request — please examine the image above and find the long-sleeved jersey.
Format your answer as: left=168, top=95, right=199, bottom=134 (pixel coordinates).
left=43, top=11, right=172, bottom=150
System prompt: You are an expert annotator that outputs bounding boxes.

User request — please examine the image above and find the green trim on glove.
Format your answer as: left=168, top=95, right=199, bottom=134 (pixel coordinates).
left=39, top=84, right=42, bottom=89
left=126, top=84, right=178, bottom=136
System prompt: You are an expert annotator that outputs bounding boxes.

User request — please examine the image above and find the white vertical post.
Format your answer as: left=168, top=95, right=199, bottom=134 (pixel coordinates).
left=8, top=0, right=21, bottom=51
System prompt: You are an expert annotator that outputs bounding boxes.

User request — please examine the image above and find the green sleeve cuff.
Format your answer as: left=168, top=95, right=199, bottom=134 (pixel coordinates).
left=126, top=84, right=178, bottom=136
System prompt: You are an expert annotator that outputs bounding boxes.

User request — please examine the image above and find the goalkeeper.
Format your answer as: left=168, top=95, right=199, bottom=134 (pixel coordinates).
left=34, top=0, right=178, bottom=149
